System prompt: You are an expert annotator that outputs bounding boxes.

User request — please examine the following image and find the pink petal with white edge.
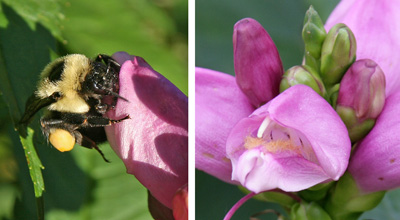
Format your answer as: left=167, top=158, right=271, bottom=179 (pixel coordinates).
left=105, top=52, right=188, bottom=208
left=326, top=0, right=400, bottom=96
left=195, top=67, right=254, bottom=184
left=233, top=148, right=328, bottom=193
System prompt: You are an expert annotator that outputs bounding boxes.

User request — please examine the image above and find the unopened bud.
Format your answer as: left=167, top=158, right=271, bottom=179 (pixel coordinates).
left=302, top=6, right=326, bottom=71
left=280, top=65, right=326, bottom=97
left=336, top=59, right=386, bottom=142
left=320, top=23, right=356, bottom=87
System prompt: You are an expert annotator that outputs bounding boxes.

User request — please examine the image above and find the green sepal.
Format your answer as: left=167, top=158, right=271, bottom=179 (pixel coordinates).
left=336, top=106, right=376, bottom=142
left=291, top=202, right=332, bottom=220
left=325, top=172, right=385, bottom=220
left=298, top=181, right=334, bottom=202
left=239, top=186, right=298, bottom=209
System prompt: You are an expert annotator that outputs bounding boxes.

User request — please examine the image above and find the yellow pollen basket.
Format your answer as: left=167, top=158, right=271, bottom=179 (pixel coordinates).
left=49, top=129, right=75, bottom=152
left=244, top=136, right=301, bottom=154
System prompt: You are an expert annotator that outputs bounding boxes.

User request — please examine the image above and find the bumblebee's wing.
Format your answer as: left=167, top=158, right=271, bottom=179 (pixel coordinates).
left=19, top=94, right=55, bottom=125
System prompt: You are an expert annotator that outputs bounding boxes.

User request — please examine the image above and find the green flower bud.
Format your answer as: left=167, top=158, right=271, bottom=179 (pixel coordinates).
left=302, top=6, right=327, bottom=71
left=280, top=65, right=326, bottom=97
left=291, top=202, right=332, bottom=220
left=320, top=23, right=357, bottom=87
left=327, top=83, right=340, bottom=108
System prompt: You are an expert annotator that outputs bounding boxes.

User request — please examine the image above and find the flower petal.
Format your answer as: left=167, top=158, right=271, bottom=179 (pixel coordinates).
left=325, top=0, right=400, bottom=96
left=264, top=85, right=350, bottom=180
left=105, top=52, right=188, bottom=208
left=233, top=18, right=284, bottom=107
left=227, top=85, right=351, bottom=192
left=233, top=148, right=328, bottom=193
left=195, top=67, right=254, bottom=183
left=349, top=90, right=400, bottom=193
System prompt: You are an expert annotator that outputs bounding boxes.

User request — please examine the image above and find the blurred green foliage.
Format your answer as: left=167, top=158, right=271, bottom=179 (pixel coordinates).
left=0, top=0, right=187, bottom=219
left=196, top=0, right=400, bottom=219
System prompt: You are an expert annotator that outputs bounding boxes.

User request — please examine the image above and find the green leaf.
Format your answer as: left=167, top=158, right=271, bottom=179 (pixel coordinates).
left=45, top=143, right=153, bottom=220
left=19, top=127, right=45, bottom=197
left=0, top=3, right=56, bottom=219
left=1, top=0, right=64, bottom=38
left=60, top=0, right=188, bottom=94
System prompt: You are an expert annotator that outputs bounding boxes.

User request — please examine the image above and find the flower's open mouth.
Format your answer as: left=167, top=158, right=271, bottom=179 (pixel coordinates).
left=243, top=116, right=318, bottom=165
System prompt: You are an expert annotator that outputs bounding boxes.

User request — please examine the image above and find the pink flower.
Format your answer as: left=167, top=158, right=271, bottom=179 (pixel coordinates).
left=227, top=85, right=350, bottom=192
left=327, top=0, right=400, bottom=194
left=349, top=90, right=400, bottom=193
left=105, top=52, right=188, bottom=209
left=196, top=18, right=351, bottom=193
left=196, top=18, right=282, bottom=183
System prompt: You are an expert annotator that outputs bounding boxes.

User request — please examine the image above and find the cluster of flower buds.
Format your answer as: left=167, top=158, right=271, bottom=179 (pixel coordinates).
left=281, top=6, right=386, bottom=145
left=195, top=1, right=398, bottom=220
left=275, top=4, right=390, bottom=220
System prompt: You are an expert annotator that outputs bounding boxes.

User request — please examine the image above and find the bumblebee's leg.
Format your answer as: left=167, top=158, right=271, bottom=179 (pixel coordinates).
left=74, top=130, right=110, bottom=163
left=96, top=54, right=120, bottom=69
left=40, top=117, right=77, bottom=139
left=84, top=115, right=130, bottom=127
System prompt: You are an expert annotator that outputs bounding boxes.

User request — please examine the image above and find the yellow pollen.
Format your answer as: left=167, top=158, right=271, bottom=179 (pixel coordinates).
left=243, top=136, right=301, bottom=154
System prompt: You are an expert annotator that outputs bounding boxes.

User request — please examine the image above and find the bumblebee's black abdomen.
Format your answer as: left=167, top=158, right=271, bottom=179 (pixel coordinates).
left=78, top=126, right=108, bottom=144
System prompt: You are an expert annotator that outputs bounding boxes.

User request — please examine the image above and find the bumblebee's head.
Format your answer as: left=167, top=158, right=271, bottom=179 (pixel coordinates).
left=48, top=128, right=75, bottom=152
left=20, top=55, right=93, bottom=125
left=36, top=54, right=92, bottom=113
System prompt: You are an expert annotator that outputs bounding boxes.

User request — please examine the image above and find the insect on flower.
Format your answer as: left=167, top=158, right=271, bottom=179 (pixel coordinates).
left=19, top=54, right=130, bottom=162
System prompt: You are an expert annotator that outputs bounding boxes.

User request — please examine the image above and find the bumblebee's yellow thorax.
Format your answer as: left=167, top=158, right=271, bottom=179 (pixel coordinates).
left=36, top=54, right=91, bottom=113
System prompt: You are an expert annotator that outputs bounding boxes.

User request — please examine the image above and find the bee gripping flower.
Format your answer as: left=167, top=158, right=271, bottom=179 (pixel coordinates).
left=226, top=85, right=351, bottom=193
left=105, top=52, right=188, bottom=209
left=233, top=18, right=284, bottom=108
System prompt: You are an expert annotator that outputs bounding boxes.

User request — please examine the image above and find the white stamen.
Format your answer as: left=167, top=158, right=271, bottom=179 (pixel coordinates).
left=257, top=117, right=271, bottom=138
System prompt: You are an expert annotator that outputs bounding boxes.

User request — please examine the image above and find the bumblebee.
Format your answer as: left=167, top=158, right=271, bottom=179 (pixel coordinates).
left=20, top=54, right=129, bottom=162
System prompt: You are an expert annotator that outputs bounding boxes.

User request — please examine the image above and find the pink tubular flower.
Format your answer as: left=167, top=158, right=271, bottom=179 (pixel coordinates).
left=196, top=18, right=282, bottom=183
left=195, top=67, right=254, bottom=183
left=349, top=90, right=400, bottom=193
left=326, top=0, right=400, bottom=194
left=196, top=18, right=351, bottom=193
left=227, top=85, right=351, bottom=192
left=105, top=52, right=188, bottom=209
left=325, top=0, right=400, bottom=96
